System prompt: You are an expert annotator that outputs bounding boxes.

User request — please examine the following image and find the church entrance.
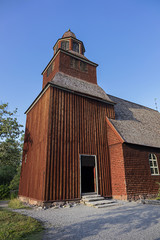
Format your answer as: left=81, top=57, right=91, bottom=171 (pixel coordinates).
left=80, top=155, right=98, bottom=194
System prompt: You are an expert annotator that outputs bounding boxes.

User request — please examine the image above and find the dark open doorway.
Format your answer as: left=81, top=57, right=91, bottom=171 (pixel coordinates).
left=80, top=155, right=98, bottom=194
left=81, top=166, right=94, bottom=193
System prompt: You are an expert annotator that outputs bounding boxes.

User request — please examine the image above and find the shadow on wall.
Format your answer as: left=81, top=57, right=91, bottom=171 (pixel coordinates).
left=23, top=128, right=33, bottom=155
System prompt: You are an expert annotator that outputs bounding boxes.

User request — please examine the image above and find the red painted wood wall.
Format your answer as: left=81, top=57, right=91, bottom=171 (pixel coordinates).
left=19, top=87, right=51, bottom=201
left=19, top=85, right=115, bottom=202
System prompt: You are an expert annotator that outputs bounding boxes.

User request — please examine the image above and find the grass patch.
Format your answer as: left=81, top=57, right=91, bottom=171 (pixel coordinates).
left=0, top=208, right=44, bottom=240
left=0, top=198, right=10, bottom=201
left=8, top=199, right=30, bottom=209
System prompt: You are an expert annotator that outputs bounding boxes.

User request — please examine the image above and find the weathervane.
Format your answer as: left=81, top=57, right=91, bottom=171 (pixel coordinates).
left=154, top=98, right=158, bottom=111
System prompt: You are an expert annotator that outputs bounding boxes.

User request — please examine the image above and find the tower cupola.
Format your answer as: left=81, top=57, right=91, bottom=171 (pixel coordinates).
left=53, top=29, right=85, bottom=56
left=42, top=30, right=98, bottom=88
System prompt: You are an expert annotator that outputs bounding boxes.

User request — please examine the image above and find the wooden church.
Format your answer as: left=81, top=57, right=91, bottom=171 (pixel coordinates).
left=19, top=30, right=160, bottom=205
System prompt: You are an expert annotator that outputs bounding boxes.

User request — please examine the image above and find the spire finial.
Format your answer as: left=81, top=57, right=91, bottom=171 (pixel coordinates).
left=62, top=29, right=76, bottom=39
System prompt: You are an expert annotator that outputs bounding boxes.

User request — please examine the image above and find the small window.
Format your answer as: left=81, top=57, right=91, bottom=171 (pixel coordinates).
left=55, top=44, right=58, bottom=53
left=73, top=41, right=79, bottom=53
left=70, top=57, right=79, bottom=69
left=47, top=63, right=54, bottom=77
left=80, top=61, right=87, bottom=72
left=61, top=41, right=69, bottom=50
left=82, top=47, right=85, bottom=55
left=149, top=154, right=159, bottom=175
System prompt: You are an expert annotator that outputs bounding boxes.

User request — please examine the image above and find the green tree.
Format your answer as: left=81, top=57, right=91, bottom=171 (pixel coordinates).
left=0, top=103, right=23, bottom=140
left=0, top=165, right=17, bottom=185
left=0, top=139, right=22, bottom=167
left=9, top=166, right=21, bottom=191
left=0, top=103, right=23, bottom=187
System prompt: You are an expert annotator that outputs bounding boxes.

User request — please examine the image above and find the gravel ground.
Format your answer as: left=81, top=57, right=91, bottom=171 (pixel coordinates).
left=14, top=202, right=160, bottom=240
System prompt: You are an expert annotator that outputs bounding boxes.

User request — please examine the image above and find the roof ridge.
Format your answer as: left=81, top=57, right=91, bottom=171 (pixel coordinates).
left=108, top=94, right=159, bottom=113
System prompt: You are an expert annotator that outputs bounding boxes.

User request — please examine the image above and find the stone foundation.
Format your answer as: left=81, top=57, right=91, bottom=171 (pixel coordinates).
left=18, top=196, right=44, bottom=207
left=127, top=193, right=158, bottom=201
left=18, top=195, right=80, bottom=207
left=112, top=195, right=128, bottom=200
left=112, top=193, right=158, bottom=201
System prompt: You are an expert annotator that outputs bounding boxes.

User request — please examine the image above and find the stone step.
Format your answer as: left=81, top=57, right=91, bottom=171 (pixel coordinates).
left=82, top=194, right=101, bottom=199
left=94, top=203, right=119, bottom=209
left=81, top=193, right=120, bottom=208
left=85, top=200, right=116, bottom=207
left=82, top=197, right=105, bottom=202
left=82, top=192, right=97, bottom=195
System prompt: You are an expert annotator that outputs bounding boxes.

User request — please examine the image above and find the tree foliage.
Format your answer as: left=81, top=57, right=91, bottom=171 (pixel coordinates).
left=0, top=139, right=22, bottom=167
left=0, top=103, right=23, bottom=168
left=0, top=103, right=24, bottom=194
left=0, top=185, right=10, bottom=199
left=9, top=166, right=21, bottom=191
left=0, top=103, right=23, bottom=140
left=0, top=165, right=17, bottom=185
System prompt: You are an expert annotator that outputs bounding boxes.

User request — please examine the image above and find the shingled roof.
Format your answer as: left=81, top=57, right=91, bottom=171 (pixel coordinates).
left=50, top=72, right=114, bottom=104
left=108, top=95, right=160, bottom=148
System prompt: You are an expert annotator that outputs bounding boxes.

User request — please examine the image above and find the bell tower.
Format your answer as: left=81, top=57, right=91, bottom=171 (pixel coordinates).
left=42, top=29, right=98, bottom=88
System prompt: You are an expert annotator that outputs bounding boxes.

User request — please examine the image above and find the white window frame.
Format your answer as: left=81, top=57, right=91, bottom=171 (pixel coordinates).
left=149, top=153, right=159, bottom=175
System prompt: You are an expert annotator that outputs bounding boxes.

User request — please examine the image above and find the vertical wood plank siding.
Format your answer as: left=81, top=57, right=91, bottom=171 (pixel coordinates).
left=19, top=88, right=51, bottom=201
left=45, top=87, right=113, bottom=201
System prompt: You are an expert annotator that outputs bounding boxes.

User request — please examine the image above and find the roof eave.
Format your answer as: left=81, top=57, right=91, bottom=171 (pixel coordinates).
left=106, top=117, right=125, bottom=143
left=25, top=82, right=114, bottom=114
left=53, top=36, right=85, bottom=51
left=49, top=81, right=114, bottom=105
left=124, top=141, right=160, bottom=150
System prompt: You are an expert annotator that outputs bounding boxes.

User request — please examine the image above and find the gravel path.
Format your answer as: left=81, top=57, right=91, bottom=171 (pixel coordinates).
left=14, top=202, right=160, bottom=240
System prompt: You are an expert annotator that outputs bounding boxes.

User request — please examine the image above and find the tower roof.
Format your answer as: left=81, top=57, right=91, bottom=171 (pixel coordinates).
left=62, top=29, right=76, bottom=39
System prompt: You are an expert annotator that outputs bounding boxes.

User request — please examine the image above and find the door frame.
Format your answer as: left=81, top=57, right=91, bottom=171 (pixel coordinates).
left=79, top=154, right=98, bottom=196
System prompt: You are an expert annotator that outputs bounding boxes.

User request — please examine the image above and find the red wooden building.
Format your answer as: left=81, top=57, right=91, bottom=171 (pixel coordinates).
left=19, top=30, right=160, bottom=205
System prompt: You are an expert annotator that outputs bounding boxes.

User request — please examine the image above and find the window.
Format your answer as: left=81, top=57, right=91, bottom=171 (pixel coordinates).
left=55, top=44, right=58, bottom=53
left=82, top=47, right=85, bottom=55
left=149, top=153, right=159, bottom=175
left=61, top=41, right=69, bottom=50
left=80, top=61, right=87, bottom=72
left=47, top=63, right=54, bottom=77
left=70, top=57, right=79, bottom=69
left=73, top=41, right=79, bottom=53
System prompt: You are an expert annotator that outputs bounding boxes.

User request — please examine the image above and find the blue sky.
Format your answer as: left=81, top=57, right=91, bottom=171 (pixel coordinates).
left=0, top=0, right=160, bottom=128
